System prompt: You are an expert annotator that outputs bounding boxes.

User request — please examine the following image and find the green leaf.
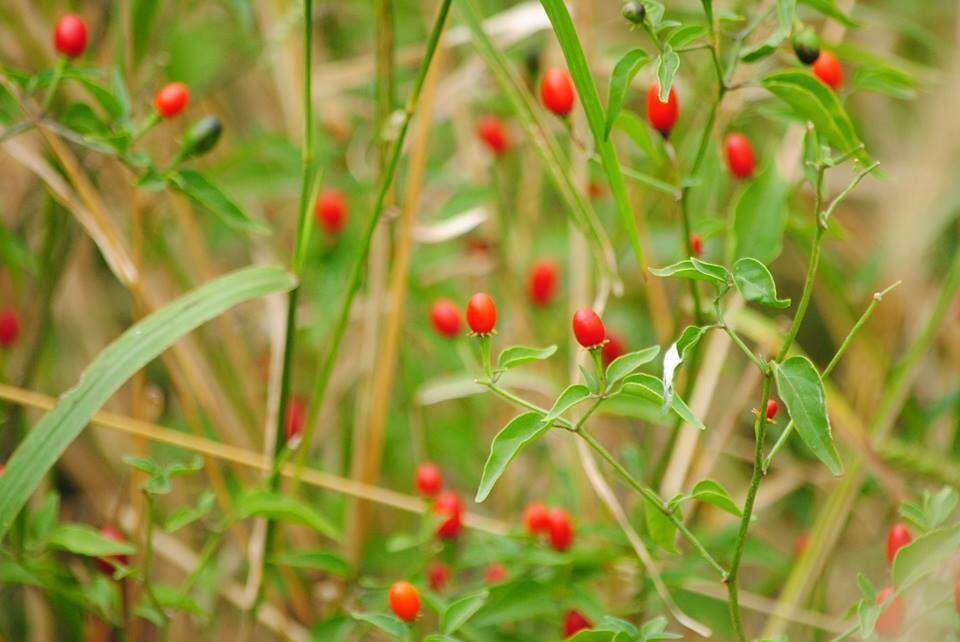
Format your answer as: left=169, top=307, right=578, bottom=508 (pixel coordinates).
left=674, top=325, right=707, bottom=363
left=732, top=258, right=791, bottom=309
left=732, top=165, right=790, bottom=263
left=350, top=612, right=407, bottom=639
left=579, top=364, right=600, bottom=395
left=798, top=0, right=858, bottom=27
left=604, top=49, right=650, bottom=140
left=614, top=110, right=665, bottom=165
left=852, top=66, right=916, bottom=100
left=545, top=384, right=591, bottom=422
left=233, top=489, right=340, bottom=539
left=644, top=497, right=678, bottom=554
left=475, top=413, right=548, bottom=502
left=441, top=590, right=489, bottom=634
left=773, top=357, right=842, bottom=475
left=741, top=0, right=795, bottom=62
left=497, top=344, right=557, bottom=370
left=271, top=550, right=352, bottom=577
left=122, top=455, right=161, bottom=475
left=425, top=636, right=461, bottom=642
left=649, top=257, right=729, bottom=286
left=169, top=169, right=270, bottom=234
left=640, top=615, right=682, bottom=641
left=619, top=373, right=705, bottom=430
left=27, top=492, right=59, bottom=541
left=656, top=46, right=680, bottom=101
left=667, top=24, right=707, bottom=49
left=923, top=487, right=958, bottom=530
left=892, top=522, right=960, bottom=591
left=0, top=265, right=295, bottom=541
left=691, top=479, right=741, bottom=517
left=132, top=0, right=160, bottom=64
left=163, top=491, right=215, bottom=532
left=45, top=524, right=135, bottom=557
left=152, top=582, right=206, bottom=615
left=605, top=346, right=660, bottom=390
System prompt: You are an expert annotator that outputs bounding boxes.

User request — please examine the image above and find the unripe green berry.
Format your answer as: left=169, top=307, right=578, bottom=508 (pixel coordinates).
left=181, top=115, right=222, bottom=159
left=621, top=1, right=646, bottom=24
left=792, top=27, right=821, bottom=66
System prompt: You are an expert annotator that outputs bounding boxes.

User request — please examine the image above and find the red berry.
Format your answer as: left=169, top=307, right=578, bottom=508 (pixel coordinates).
left=0, top=464, right=4, bottom=475
left=433, top=490, right=463, bottom=539
left=563, top=610, right=592, bottom=637
left=477, top=114, right=510, bottom=155
left=284, top=395, right=307, bottom=444
left=484, top=562, right=507, bottom=584
left=601, top=333, right=626, bottom=365
left=54, top=14, right=88, bottom=58
left=528, top=260, right=559, bottom=306
left=415, top=462, right=443, bottom=497
left=95, top=525, right=129, bottom=575
left=794, top=532, right=809, bottom=556
left=314, top=189, right=348, bottom=235
left=886, top=522, right=912, bottom=566
left=466, top=293, right=497, bottom=335
left=588, top=181, right=605, bottom=199
left=540, top=68, right=576, bottom=116
left=765, top=399, right=779, bottom=421
left=388, top=581, right=421, bottom=622
left=646, top=83, right=679, bottom=136
left=812, top=50, right=843, bottom=89
left=690, top=233, right=703, bottom=257
left=524, top=501, right=551, bottom=534
left=547, top=507, right=574, bottom=551
left=875, top=587, right=904, bottom=637
left=429, top=299, right=462, bottom=337
left=724, top=132, right=756, bottom=179
left=154, top=82, right=190, bottom=118
left=427, top=560, right=449, bottom=592
left=0, top=310, right=20, bottom=348
left=572, top=307, right=605, bottom=348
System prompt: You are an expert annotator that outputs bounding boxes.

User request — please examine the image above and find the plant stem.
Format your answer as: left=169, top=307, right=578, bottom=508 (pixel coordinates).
left=42, top=58, right=67, bottom=112
left=482, top=381, right=574, bottom=430
left=142, top=494, right=168, bottom=627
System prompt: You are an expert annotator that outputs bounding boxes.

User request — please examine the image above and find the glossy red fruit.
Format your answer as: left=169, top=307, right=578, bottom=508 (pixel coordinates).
left=284, top=395, right=307, bottom=444
left=540, top=68, right=576, bottom=116
left=765, top=399, right=779, bottom=421
left=564, top=610, right=592, bottom=637
left=572, top=308, right=605, bottom=348
left=95, top=526, right=129, bottom=575
left=314, top=189, right=348, bottom=235
left=485, top=562, right=507, bottom=583
left=646, top=83, right=679, bottom=136
left=427, top=560, right=449, bottom=592
left=466, top=293, right=497, bottom=334
left=690, top=233, right=703, bottom=257
left=724, top=132, right=756, bottom=179
left=601, top=333, right=626, bottom=365
left=415, top=462, right=443, bottom=497
left=429, top=299, right=462, bottom=337
left=812, top=50, right=843, bottom=89
left=477, top=115, right=510, bottom=155
left=875, top=587, right=904, bottom=637
left=433, top=490, right=463, bottom=539
left=886, top=523, right=912, bottom=566
left=155, top=82, right=190, bottom=118
left=524, top=501, right=551, bottom=534
left=388, top=581, right=421, bottom=622
left=54, top=14, right=88, bottom=58
left=528, top=260, right=559, bottom=306
left=0, top=310, right=20, bottom=347
left=548, top=507, right=574, bottom=551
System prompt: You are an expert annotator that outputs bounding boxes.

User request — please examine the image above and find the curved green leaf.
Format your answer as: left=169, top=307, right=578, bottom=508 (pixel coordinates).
left=772, top=356, right=842, bottom=475
left=545, top=384, right=591, bottom=422
left=272, top=550, right=352, bottom=577
left=46, top=524, right=135, bottom=557
left=604, top=48, right=650, bottom=140
left=476, top=412, right=548, bottom=502
left=619, top=373, right=705, bottom=430
left=0, top=265, right=295, bottom=541
left=732, top=165, right=790, bottom=263
left=656, top=47, right=680, bottom=101
left=605, top=346, right=660, bottom=390
left=892, top=522, right=960, bottom=591
left=350, top=612, right=407, bottom=639
left=650, top=257, right=729, bottom=286
left=169, top=169, right=270, bottom=234
left=691, top=479, right=741, bottom=517
left=234, top=489, right=340, bottom=539
left=497, top=344, right=557, bottom=370
left=732, top=258, right=791, bottom=309
left=799, top=0, right=858, bottom=27
left=442, top=590, right=489, bottom=634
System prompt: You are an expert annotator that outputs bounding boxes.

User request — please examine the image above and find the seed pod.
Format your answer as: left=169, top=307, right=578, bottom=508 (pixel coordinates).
left=621, top=1, right=646, bottom=24
left=792, top=27, right=821, bottom=66
left=181, top=115, right=222, bottom=159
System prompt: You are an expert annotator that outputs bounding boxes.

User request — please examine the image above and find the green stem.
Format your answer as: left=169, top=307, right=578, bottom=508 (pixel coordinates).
left=42, top=58, right=67, bottom=112
left=142, top=494, right=168, bottom=626
left=482, top=381, right=574, bottom=430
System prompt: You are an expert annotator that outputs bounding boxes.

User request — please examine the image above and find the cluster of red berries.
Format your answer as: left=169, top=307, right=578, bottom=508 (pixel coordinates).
left=415, top=463, right=463, bottom=539
left=315, top=188, right=349, bottom=236
left=524, top=501, right=574, bottom=551
left=0, top=310, right=20, bottom=348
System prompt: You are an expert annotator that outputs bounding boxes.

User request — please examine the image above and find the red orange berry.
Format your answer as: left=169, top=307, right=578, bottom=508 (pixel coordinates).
left=314, top=189, right=348, bottom=235
left=528, top=260, right=559, bottom=306
left=765, top=399, right=779, bottom=421
left=601, top=333, right=626, bottom=365
left=563, top=609, right=592, bottom=637
left=874, top=587, right=904, bottom=637
left=0, top=310, right=20, bottom=347
left=540, top=68, right=576, bottom=116
left=548, top=507, right=574, bottom=551
left=429, top=299, right=462, bottom=337
left=95, top=526, right=129, bottom=575
left=427, top=560, right=449, bottom=592
left=484, top=562, right=507, bottom=583
left=155, top=82, right=190, bottom=118
left=466, top=293, right=497, bottom=335
left=388, top=581, right=421, bottom=621
left=812, top=50, right=842, bottom=89
left=524, top=501, right=551, bottom=534
left=690, top=233, right=703, bottom=257
left=646, top=83, right=679, bottom=136
left=477, top=115, right=510, bottom=155
left=54, top=14, right=88, bottom=58
left=724, top=132, right=756, bottom=179
left=886, top=523, right=911, bottom=566
left=284, top=395, right=307, bottom=445
left=415, top=462, right=443, bottom=497
left=572, top=308, right=605, bottom=349
left=433, top=490, right=463, bottom=539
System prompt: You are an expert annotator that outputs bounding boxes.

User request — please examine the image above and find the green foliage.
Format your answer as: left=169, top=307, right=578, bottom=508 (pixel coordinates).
left=773, top=357, right=842, bottom=475
left=476, top=413, right=549, bottom=502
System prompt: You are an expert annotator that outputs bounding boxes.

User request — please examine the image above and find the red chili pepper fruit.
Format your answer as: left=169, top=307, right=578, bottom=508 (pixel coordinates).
left=466, top=292, right=497, bottom=335
left=477, top=114, right=510, bottom=155
left=523, top=501, right=550, bottom=534
left=540, top=68, right=576, bottom=117
left=690, top=233, right=703, bottom=257
left=54, top=14, right=88, bottom=58
left=388, top=581, right=421, bottom=621
left=564, top=609, right=592, bottom=637
left=0, top=310, right=20, bottom=348
left=874, top=587, right=904, bottom=637
left=155, top=82, right=190, bottom=118
left=528, top=260, right=559, bottom=306
left=812, top=50, right=843, bottom=89
left=427, top=560, right=449, bottom=592
left=572, top=307, right=606, bottom=349
left=284, top=395, right=307, bottom=445
left=429, top=299, right=462, bottom=337
left=724, top=132, right=757, bottom=179
left=601, top=333, right=626, bottom=365
left=415, top=462, right=443, bottom=497
left=646, top=82, right=679, bottom=136
left=765, top=399, right=779, bottom=421
left=314, top=189, right=348, bottom=235
left=886, top=522, right=911, bottom=566
left=95, top=525, right=129, bottom=575
left=485, top=562, right=507, bottom=583
left=548, top=507, right=574, bottom=551
left=433, top=490, right=463, bottom=539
